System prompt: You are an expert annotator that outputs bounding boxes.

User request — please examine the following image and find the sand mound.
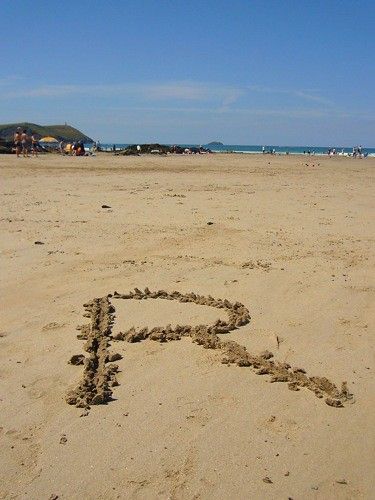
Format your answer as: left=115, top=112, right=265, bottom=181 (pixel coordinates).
left=66, top=288, right=353, bottom=410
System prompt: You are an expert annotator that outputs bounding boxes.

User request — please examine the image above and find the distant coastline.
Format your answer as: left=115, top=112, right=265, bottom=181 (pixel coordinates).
left=97, top=143, right=375, bottom=157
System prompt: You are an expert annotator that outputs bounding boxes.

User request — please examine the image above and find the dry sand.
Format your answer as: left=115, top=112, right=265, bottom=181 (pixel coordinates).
left=0, top=153, right=374, bottom=499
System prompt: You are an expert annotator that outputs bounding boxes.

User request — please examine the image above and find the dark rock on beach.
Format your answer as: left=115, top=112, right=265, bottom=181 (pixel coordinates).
left=0, top=139, right=13, bottom=154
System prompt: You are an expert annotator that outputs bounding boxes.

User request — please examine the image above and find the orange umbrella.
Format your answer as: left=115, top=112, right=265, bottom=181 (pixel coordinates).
left=39, top=136, right=59, bottom=143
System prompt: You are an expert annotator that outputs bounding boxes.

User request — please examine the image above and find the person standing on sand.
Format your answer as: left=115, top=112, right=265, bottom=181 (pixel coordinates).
left=31, top=134, right=39, bottom=157
left=13, top=127, right=22, bottom=157
left=21, top=129, right=29, bottom=157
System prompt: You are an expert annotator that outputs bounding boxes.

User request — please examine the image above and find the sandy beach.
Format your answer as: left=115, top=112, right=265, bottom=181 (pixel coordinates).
left=1, top=152, right=374, bottom=499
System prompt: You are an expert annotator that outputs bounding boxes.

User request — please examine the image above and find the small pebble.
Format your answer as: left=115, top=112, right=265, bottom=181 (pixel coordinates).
left=69, top=354, right=85, bottom=365
left=59, top=434, right=67, bottom=445
left=263, top=476, right=273, bottom=484
left=336, top=479, right=347, bottom=485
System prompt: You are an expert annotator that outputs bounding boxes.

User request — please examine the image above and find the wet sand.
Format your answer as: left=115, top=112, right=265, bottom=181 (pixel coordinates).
left=1, top=153, right=374, bottom=499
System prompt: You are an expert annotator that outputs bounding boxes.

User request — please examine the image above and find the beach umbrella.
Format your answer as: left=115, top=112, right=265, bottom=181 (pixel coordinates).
left=39, top=136, right=59, bottom=143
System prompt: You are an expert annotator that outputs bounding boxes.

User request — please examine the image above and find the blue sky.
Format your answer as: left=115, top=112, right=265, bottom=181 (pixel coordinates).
left=1, top=0, right=374, bottom=145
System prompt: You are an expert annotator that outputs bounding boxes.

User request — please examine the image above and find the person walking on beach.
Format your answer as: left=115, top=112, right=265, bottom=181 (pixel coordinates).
left=14, top=127, right=22, bottom=157
left=31, top=134, right=39, bottom=157
left=21, top=129, right=29, bottom=158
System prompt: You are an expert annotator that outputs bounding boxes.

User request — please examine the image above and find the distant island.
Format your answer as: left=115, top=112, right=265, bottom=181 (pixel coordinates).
left=0, top=122, right=93, bottom=144
left=206, top=141, right=224, bottom=146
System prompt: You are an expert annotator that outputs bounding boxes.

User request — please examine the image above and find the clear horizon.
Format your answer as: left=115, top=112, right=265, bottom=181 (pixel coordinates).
left=1, top=0, right=374, bottom=146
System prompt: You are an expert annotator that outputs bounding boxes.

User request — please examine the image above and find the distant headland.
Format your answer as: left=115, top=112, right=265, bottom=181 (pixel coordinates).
left=206, top=141, right=224, bottom=146
left=0, top=122, right=93, bottom=144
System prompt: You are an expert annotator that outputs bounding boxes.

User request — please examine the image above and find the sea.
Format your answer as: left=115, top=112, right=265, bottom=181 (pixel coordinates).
left=95, top=144, right=375, bottom=157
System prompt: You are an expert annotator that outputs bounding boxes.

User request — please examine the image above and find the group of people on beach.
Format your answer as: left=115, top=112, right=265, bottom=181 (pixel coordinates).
left=13, top=127, right=92, bottom=158
left=13, top=128, right=39, bottom=157
left=327, top=146, right=367, bottom=158
left=352, top=145, right=365, bottom=158
left=60, top=140, right=87, bottom=156
left=262, top=146, right=276, bottom=154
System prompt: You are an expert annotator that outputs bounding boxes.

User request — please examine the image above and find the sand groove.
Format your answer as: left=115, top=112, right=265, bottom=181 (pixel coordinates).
left=66, top=297, right=119, bottom=407
left=66, top=289, right=353, bottom=409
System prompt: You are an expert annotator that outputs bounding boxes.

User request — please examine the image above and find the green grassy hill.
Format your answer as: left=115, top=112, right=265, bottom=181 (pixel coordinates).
left=0, top=122, right=93, bottom=143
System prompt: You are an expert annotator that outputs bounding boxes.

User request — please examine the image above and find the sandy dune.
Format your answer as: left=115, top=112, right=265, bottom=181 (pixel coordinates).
left=1, top=153, right=374, bottom=499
